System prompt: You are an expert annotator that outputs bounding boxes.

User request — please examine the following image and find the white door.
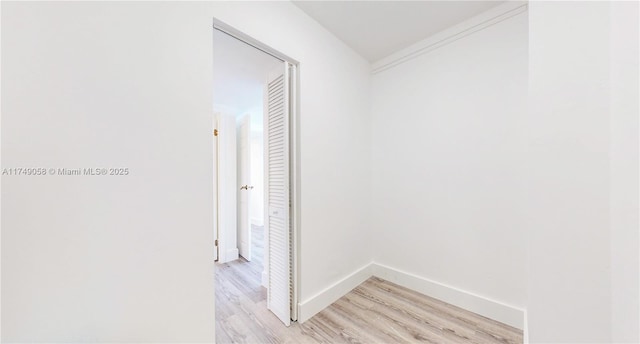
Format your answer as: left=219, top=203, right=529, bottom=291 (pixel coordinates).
left=238, top=114, right=252, bottom=261
left=215, top=112, right=238, bottom=264
left=265, top=62, right=291, bottom=326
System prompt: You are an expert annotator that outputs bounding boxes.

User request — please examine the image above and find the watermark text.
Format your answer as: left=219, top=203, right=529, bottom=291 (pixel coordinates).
left=1, top=167, right=130, bottom=176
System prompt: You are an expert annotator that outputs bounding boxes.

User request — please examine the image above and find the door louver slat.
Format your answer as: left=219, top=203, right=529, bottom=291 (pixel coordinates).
left=266, top=63, right=291, bottom=327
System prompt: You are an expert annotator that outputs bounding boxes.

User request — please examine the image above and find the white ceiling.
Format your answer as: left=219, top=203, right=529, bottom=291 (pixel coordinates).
left=293, top=1, right=505, bottom=62
left=213, top=29, right=282, bottom=128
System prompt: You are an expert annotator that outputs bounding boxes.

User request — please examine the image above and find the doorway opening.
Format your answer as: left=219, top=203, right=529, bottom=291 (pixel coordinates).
left=212, top=19, right=299, bottom=333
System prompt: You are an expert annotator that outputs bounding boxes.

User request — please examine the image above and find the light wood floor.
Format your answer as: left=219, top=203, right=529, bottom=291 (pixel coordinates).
left=215, top=226, right=523, bottom=344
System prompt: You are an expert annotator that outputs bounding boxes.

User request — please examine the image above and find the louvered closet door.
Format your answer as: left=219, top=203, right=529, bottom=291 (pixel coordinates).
left=265, top=62, right=291, bottom=326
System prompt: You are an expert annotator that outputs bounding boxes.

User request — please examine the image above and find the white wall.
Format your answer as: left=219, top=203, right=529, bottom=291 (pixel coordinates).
left=527, top=1, right=639, bottom=342
left=610, top=2, right=639, bottom=342
left=370, top=3, right=640, bottom=339
left=1, top=1, right=372, bottom=341
left=212, top=28, right=280, bottom=118
left=370, top=9, right=528, bottom=326
left=1, top=2, right=216, bottom=342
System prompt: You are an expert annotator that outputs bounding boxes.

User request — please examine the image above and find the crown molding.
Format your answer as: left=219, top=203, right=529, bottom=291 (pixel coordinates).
left=371, top=2, right=528, bottom=74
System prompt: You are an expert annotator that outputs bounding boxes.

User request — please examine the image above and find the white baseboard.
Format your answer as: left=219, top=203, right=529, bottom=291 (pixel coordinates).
left=296, top=262, right=525, bottom=330
left=298, top=263, right=374, bottom=323
left=371, top=263, right=525, bottom=329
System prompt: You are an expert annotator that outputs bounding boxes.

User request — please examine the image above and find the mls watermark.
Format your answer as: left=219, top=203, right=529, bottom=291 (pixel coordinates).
left=1, top=167, right=130, bottom=176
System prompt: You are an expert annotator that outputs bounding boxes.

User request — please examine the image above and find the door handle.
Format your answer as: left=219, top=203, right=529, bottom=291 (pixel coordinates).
left=240, top=185, right=254, bottom=190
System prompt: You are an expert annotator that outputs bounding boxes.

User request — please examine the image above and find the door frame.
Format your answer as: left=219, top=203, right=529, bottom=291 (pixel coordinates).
left=213, top=111, right=239, bottom=264
left=213, top=18, right=300, bottom=322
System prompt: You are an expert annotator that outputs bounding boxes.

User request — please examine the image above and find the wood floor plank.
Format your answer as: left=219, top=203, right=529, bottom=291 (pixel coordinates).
left=216, top=225, right=523, bottom=344
left=356, top=281, right=477, bottom=339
